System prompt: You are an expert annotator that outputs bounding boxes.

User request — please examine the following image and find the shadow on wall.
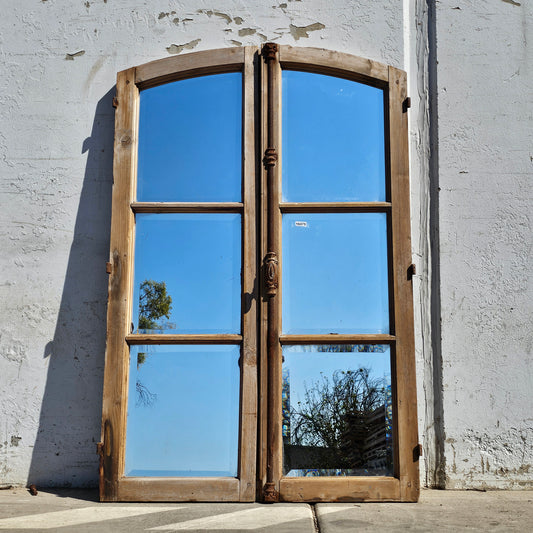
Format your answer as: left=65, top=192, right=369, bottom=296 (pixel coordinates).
left=28, top=87, right=116, bottom=488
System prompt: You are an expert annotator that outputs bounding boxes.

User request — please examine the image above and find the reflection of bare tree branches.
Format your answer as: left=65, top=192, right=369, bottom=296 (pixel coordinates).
left=136, top=380, right=157, bottom=407
left=289, top=368, right=387, bottom=471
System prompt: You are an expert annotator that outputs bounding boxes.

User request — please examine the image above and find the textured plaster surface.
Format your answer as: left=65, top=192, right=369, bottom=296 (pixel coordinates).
left=0, top=0, right=531, bottom=491
left=436, top=1, right=533, bottom=488
left=0, top=0, right=412, bottom=488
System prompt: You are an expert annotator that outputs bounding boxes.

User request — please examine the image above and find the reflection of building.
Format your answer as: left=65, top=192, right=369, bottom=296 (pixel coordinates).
left=282, top=367, right=290, bottom=444
left=363, top=384, right=392, bottom=472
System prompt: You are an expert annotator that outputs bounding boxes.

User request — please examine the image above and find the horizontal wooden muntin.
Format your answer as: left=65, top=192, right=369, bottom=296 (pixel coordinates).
left=131, top=202, right=244, bottom=213
left=279, top=334, right=395, bottom=345
left=280, top=202, right=391, bottom=213
left=126, top=334, right=243, bottom=345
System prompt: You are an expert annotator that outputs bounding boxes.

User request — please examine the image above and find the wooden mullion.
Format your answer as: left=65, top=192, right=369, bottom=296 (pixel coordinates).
left=131, top=202, right=243, bottom=213
left=100, top=68, right=138, bottom=502
left=279, top=334, right=395, bottom=345
left=262, top=43, right=283, bottom=503
left=238, top=46, right=259, bottom=501
left=281, top=202, right=391, bottom=213
left=388, top=66, right=419, bottom=502
left=257, top=45, right=269, bottom=498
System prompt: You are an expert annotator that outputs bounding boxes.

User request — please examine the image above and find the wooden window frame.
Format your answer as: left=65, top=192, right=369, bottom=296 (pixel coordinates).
left=100, top=45, right=419, bottom=503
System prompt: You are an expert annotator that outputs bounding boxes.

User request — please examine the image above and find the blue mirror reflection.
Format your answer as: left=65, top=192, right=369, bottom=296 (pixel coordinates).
left=132, top=213, right=241, bottom=335
left=137, top=73, right=242, bottom=202
left=125, top=345, right=240, bottom=477
left=282, top=345, right=393, bottom=477
left=282, top=213, right=389, bottom=334
left=282, top=70, right=385, bottom=202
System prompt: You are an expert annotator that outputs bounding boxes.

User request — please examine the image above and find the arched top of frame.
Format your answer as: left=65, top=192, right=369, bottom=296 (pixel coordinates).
left=132, top=46, right=395, bottom=90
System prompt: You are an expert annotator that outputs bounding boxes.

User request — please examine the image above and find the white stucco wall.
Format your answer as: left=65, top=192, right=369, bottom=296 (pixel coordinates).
left=436, top=0, right=533, bottom=489
left=0, top=0, right=530, bottom=490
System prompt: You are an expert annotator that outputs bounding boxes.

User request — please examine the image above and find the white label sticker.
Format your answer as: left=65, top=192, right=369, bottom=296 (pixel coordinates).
left=294, top=221, right=308, bottom=228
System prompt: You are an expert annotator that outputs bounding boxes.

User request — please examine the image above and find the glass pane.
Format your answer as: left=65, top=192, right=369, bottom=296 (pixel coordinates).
left=282, top=70, right=385, bottom=202
left=125, top=345, right=240, bottom=477
left=282, top=213, right=389, bottom=334
left=132, top=213, right=241, bottom=334
left=282, top=345, right=393, bottom=477
left=137, top=73, right=242, bottom=202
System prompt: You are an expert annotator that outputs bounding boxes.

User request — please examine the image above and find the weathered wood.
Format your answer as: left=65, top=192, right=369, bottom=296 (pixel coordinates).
left=135, top=48, right=246, bottom=89
left=279, top=477, right=400, bottom=502
left=257, top=46, right=269, bottom=497
left=100, top=68, right=138, bottom=502
left=279, top=46, right=389, bottom=86
left=126, top=334, right=242, bottom=345
left=262, top=43, right=284, bottom=503
left=131, top=202, right=243, bottom=213
left=280, top=202, right=391, bottom=213
left=101, top=48, right=418, bottom=504
left=238, top=46, right=258, bottom=502
left=388, top=66, right=419, bottom=503
left=279, top=334, right=395, bottom=345
left=117, top=477, right=240, bottom=502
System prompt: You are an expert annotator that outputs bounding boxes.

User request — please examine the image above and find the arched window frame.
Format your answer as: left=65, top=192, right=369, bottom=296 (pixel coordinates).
left=100, top=45, right=419, bottom=503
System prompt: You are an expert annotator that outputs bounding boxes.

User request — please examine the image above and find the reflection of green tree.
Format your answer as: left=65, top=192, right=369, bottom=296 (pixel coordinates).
left=289, top=367, right=388, bottom=472
left=135, top=279, right=173, bottom=407
left=138, top=279, right=172, bottom=331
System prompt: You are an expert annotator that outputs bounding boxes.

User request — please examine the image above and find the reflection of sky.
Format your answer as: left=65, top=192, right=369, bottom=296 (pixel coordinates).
left=137, top=73, right=242, bottom=202
left=127, top=70, right=391, bottom=478
left=283, top=346, right=391, bottom=407
left=132, top=213, right=241, bottom=334
left=282, top=213, right=389, bottom=334
left=125, top=345, right=240, bottom=477
left=282, top=70, right=385, bottom=202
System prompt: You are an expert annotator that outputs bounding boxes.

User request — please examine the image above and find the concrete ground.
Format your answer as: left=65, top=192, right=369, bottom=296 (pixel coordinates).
left=0, top=488, right=531, bottom=532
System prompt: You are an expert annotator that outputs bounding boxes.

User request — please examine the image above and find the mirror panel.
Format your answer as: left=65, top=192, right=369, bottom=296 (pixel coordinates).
left=125, top=345, right=240, bottom=477
left=282, top=70, right=385, bottom=203
left=132, top=213, right=241, bottom=334
left=282, top=345, right=393, bottom=477
left=137, top=73, right=242, bottom=202
left=282, top=213, right=389, bottom=334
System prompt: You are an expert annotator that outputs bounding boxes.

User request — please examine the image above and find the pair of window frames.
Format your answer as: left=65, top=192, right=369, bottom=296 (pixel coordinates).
left=100, top=45, right=419, bottom=502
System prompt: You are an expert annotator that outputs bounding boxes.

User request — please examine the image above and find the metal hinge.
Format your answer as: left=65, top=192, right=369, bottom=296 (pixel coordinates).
left=106, top=262, right=112, bottom=274
left=112, top=96, right=118, bottom=108
left=96, top=442, right=104, bottom=456
left=407, top=263, right=416, bottom=280
left=403, top=97, right=411, bottom=113
left=414, top=443, right=423, bottom=461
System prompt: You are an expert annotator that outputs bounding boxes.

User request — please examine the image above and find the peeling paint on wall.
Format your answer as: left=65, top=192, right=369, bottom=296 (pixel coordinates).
left=238, top=28, right=256, bottom=37
left=166, top=39, right=201, bottom=55
left=1, top=0, right=531, bottom=492
left=289, top=22, right=325, bottom=40
left=65, top=50, right=85, bottom=61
